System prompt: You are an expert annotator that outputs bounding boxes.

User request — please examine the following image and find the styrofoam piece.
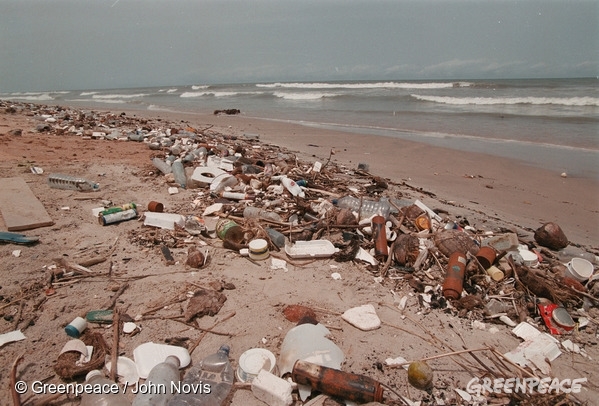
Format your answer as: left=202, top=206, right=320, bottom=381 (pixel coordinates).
left=143, top=212, right=185, bottom=230
left=133, top=342, right=191, bottom=379
left=251, top=369, right=293, bottom=406
left=354, top=247, right=378, bottom=265
left=105, top=356, right=139, bottom=386
left=285, top=240, right=338, bottom=259
left=191, top=166, right=227, bottom=187
left=503, top=322, right=561, bottom=375
left=342, top=304, right=381, bottom=331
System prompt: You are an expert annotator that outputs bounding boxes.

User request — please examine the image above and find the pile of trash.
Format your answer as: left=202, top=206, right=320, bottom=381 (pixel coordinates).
left=2, top=100, right=598, bottom=405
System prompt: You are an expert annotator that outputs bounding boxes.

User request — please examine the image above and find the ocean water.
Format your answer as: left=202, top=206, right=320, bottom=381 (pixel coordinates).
left=2, top=78, right=598, bottom=178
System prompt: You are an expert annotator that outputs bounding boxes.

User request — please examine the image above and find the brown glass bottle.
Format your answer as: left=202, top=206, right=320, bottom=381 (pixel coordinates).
left=291, top=360, right=384, bottom=403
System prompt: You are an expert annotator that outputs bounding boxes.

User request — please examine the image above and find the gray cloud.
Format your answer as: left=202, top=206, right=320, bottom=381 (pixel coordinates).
left=1, top=0, right=597, bottom=92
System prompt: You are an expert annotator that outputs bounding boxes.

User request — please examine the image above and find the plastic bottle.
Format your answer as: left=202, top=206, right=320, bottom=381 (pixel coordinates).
left=152, top=158, right=173, bottom=175
left=556, top=246, right=599, bottom=264
left=80, top=370, right=129, bottom=406
left=243, top=206, right=283, bottom=222
left=133, top=355, right=181, bottom=406
left=171, top=160, right=187, bottom=189
left=333, top=196, right=391, bottom=220
left=47, top=174, right=100, bottom=192
left=265, top=228, right=286, bottom=248
left=278, top=176, right=305, bottom=198
left=168, top=345, right=234, bottom=406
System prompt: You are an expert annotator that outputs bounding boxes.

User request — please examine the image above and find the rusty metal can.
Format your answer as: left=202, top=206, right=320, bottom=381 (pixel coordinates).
left=442, top=251, right=467, bottom=299
left=147, top=201, right=164, bottom=212
left=291, top=360, right=383, bottom=403
left=475, top=246, right=496, bottom=269
left=216, top=218, right=244, bottom=244
left=371, top=215, right=388, bottom=258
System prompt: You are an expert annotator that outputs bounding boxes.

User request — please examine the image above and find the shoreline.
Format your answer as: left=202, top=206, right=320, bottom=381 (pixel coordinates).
left=130, top=108, right=599, bottom=248
left=3, top=100, right=598, bottom=247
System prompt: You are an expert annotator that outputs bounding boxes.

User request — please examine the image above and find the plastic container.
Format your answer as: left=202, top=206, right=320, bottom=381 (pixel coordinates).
left=249, top=239, right=270, bottom=260
left=65, top=316, right=87, bottom=338
left=334, top=196, right=391, bottom=220
left=171, top=160, right=186, bottom=189
left=48, top=174, right=99, bottom=192
left=168, top=345, right=234, bottom=406
left=80, top=370, right=129, bottom=406
left=236, top=348, right=277, bottom=383
left=565, top=258, right=594, bottom=282
left=285, top=240, right=338, bottom=259
left=442, top=251, right=467, bottom=299
left=132, top=356, right=181, bottom=406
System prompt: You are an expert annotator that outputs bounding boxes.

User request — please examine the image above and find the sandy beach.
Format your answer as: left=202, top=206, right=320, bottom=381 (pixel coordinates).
left=0, top=102, right=597, bottom=406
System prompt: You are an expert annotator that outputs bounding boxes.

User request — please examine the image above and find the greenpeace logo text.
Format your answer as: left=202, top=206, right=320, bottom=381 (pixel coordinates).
left=466, top=377, right=586, bottom=396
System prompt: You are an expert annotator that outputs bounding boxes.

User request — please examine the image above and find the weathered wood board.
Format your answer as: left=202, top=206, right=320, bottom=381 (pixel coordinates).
left=0, top=177, right=54, bottom=231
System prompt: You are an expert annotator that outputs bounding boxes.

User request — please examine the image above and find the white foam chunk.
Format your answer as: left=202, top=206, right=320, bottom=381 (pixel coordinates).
left=342, top=304, right=381, bottom=331
left=251, top=369, right=293, bottom=406
left=143, top=212, right=185, bottom=230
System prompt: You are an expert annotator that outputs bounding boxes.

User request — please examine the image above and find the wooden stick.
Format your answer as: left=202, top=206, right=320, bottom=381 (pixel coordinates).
left=10, top=352, right=25, bottom=406
left=110, top=308, right=120, bottom=382
left=101, top=283, right=129, bottom=310
left=388, top=347, right=491, bottom=368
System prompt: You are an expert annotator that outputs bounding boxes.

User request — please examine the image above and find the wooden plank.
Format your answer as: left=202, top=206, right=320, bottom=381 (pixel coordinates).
left=0, top=177, right=54, bottom=231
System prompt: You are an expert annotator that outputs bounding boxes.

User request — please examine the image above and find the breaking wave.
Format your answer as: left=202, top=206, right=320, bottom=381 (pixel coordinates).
left=411, top=95, right=599, bottom=107
left=257, top=81, right=471, bottom=90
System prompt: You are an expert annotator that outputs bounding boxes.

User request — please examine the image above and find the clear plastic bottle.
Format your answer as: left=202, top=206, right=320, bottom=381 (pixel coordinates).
left=80, top=370, right=129, bottom=406
left=168, top=345, right=234, bottom=406
left=152, top=158, right=173, bottom=175
left=556, top=246, right=599, bottom=264
left=171, top=160, right=187, bottom=189
left=243, top=206, right=283, bottom=222
left=47, top=174, right=100, bottom=192
left=133, top=355, right=181, bottom=406
left=334, top=196, right=391, bottom=220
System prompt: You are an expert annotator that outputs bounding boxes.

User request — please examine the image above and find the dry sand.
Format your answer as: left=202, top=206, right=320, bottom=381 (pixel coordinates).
left=0, top=103, right=597, bottom=405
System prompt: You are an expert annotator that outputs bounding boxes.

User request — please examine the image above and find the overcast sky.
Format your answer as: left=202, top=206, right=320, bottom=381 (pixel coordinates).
left=1, top=0, right=597, bottom=92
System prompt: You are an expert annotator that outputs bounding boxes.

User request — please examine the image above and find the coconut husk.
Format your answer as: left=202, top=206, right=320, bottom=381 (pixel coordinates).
left=283, top=304, right=318, bottom=323
left=434, top=229, right=479, bottom=257
left=516, top=266, right=581, bottom=306
left=393, top=234, right=420, bottom=266
left=54, top=331, right=109, bottom=380
left=534, top=222, right=568, bottom=250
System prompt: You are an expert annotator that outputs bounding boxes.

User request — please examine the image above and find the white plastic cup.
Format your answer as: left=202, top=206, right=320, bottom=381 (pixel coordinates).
left=566, top=258, right=594, bottom=282
left=65, top=316, right=87, bottom=338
